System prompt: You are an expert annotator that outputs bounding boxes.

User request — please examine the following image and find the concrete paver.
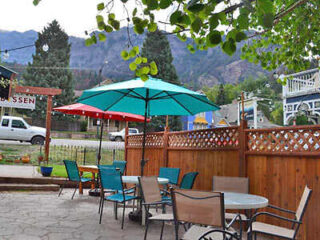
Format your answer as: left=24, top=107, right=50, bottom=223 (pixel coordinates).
left=0, top=190, right=176, bottom=240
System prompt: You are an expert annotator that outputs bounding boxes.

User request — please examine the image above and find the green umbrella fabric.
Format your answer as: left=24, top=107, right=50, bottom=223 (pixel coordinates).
left=78, top=77, right=220, bottom=116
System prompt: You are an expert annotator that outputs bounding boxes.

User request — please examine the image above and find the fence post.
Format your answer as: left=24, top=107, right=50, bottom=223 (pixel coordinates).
left=124, top=122, right=128, bottom=162
left=83, top=147, right=86, bottom=165
left=239, top=119, right=247, bottom=177
left=163, top=121, right=169, bottom=167
left=113, top=149, right=116, bottom=162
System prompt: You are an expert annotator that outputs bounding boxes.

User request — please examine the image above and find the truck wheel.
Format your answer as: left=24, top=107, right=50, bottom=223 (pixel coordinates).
left=115, top=136, right=123, bottom=142
left=31, top=136, right=45, bottom=145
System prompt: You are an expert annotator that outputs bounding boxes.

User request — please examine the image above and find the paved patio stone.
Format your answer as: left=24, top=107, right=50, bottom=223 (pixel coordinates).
left=0, top=190, right=271, bottom=239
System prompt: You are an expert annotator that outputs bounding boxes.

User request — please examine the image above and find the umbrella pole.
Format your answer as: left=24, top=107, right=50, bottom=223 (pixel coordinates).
left=97, top=121, right=104, bottom=166
left=141, top=91, right=149, bottom=177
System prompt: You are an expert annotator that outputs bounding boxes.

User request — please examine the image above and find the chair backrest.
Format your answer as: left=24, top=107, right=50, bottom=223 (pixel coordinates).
left=295, top=185, right=312, bottom=221
left=159, top=167, right=180, bottom=185
left=180, top=172, right=199, bottom=189
left=63, top=160, right=80, bottom=182
left=171, top=189, right=225, bottom=228
left=213, top=176, right=249, bottom=193
left=98, top=166, right=123, bottom=191
left=138, top=176, right=162, bottom=204
left=112, top=160, right=127, bottom=174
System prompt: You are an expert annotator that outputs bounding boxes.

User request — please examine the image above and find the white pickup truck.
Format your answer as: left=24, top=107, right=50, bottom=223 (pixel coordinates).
left=0, top=116, right=46, bottom=145
left=109, top=128, right=139, bottom=141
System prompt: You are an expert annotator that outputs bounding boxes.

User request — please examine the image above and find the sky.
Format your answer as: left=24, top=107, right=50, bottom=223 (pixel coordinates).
left=0, top=0, right=173, bottom=38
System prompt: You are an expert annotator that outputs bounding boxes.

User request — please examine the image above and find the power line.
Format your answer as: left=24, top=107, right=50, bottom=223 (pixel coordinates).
left=0, top=44, right=35, bottom=53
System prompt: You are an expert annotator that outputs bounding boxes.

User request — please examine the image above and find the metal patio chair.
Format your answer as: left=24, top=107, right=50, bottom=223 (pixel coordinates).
left=112, top=160, right=127, bottom=175
left=161, top=172, right=199, bottom=203
left=171, top=189, right=242, bottom=240
left=138, top=176, right=174, bottom=240
left=58, top=160, right=93, bottom=199
left=159, top=167, right=181, bottom=185
left=247, top=185, right=312, bottom=240
left=213, top=176, right=249, bottom=222
left=98, top=166, right=138, bottom=229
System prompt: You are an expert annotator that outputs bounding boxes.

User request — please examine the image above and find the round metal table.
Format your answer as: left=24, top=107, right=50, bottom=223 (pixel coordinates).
left=224, top=192, right=269, bottom=210
left=122, top=176, right=169, bottom=185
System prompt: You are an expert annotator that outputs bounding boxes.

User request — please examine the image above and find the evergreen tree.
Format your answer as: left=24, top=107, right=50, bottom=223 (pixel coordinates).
left=23, top=20, right=74, bottom=120
left=216, top=84, right=227, bottom=106
left=141, top=30, right=181, bottom=131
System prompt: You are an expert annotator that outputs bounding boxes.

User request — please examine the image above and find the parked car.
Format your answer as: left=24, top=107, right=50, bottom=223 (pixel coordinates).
left=109, top=128, right=139, bottom=141
left=0, top=116, right=46, bottom=145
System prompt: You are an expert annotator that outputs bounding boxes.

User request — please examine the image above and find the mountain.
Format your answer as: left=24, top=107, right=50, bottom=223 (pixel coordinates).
left=0, top=28, right=268, bottom=89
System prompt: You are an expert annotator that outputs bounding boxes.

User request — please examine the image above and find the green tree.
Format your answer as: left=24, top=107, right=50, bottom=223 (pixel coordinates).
left=35, top=0, right=320, bottom=79
left=216, top=84, right=227, bottom=105
left=270, top=102, right=283, bottom=126
left=141, top=30, right=182, bottom=131
left=141, top=30, right=180, bottom=85
left=23, top=20, right=74, bottom=120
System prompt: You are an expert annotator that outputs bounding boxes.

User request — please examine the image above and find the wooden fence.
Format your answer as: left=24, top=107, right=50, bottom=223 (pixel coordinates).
left=125, top=123, right=320, bottom=240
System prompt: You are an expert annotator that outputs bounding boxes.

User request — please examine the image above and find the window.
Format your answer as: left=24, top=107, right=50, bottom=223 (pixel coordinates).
left=129, top=129, right=137, bottom=134
left=1, top=119, right=9, bottom=127
left=12, top=120, right=26, bottom=129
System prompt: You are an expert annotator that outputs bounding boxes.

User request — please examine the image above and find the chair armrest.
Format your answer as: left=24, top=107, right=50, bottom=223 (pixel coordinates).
left=249, top=212, right=301, bottom=226
left=226, top=213, right=242, bottom=239
left=199, top=229, right=240, bottom=240
left=267, top=204, right=296, bottom=215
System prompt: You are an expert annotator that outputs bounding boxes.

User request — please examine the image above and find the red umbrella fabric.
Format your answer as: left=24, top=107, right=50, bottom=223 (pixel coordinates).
left=53, top=103, right=149, bottom=122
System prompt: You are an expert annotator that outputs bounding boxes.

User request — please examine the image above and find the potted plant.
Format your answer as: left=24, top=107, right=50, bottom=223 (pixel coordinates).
left=21, top=154, right=30, bottom=164
left=40, top=159, right=53, bottom=177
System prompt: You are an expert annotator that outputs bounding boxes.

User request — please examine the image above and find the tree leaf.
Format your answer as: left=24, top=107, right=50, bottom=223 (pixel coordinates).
left=33, top=0, right=41, bottom=6
left=146, top=0, right=158, bottom=10
left=191, top=17, right=202, bottom=33
left=263, top=13, right=274, bottom=28
left=187, top=44, right=196, bottom=53
left=170, top=11, right=182, bottom=24
left=111, top=20, right=120, bottom=30
left=98, top=33, right=106, bottom=42
left=129, top=62, right=137, bottom=71
left=85, top=38, right=93, bottom=46
left=104, top=25, right=113, bottom=33
left=96, top=15, right=104, bottom=23
left=209, top=14, right=219, bottom=29
left=141, top=74, right=149, bottom=81
left=135, top=57, right=142, bottom=64
left=150, top=61, right=158, bottom=75
left=159, top=0, right=171, bottom=9
left=91, top=35, right=97, bottom=44
left=235, top=32, right=247, bottom=42
left=142, top=57, right=148, bottom=63
left=133, top=46, right=140, bottom=55
left=206, top=30, right=221, bottom=47
left=222, top=40, right=236, bottom=56
left=133, top=8, right=138, bottom=16
left=134, top=24, right=144, bottom=34
left=98, top=22, right=105, bottom=31
left=148, top=22, right=158, bottom=32
left=188, top=3, right=205, bottom=13
left=129, top=49, right=137, bottom=58
left=121, top=50, right=129, bottom=60
left=108, top=13, right=116, bottom=20
left=141, top=66, right=150, bottom=74
left=97, top=3, right=104, bottom=11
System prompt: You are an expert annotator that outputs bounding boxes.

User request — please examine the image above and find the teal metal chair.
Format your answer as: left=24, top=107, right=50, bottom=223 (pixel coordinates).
left=112, top=160, right=127, bottom=174
left=98, top=166, right=137, bottom=229
left=159, top=167, right=180, bottom=185
left=58, top=160, right=92, bottom=199
left=179, top=172, right=199, bottom=189
left=161, top=172, right=199, bottom=203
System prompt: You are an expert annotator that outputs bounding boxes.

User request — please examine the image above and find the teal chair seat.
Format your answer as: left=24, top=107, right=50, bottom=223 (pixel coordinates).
left=106, top=193, right=137, bottom=202
left=80, top=177, right=92, bottom=182
left=161, top=195, right=172, bottom=203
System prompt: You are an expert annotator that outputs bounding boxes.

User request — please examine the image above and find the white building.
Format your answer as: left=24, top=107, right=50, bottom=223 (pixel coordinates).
left=282, top=68, right=320, bottom=125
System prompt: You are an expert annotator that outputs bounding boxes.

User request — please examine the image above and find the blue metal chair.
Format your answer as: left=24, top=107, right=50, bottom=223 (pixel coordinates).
left=179, top=172, right=199, bottom=189
left=159, top=167, right=180, bottom=185
left=112, top=160, right=127, bottom=175
left=98, top=166, right=137, bottom=229
left=58, top=160, right=93, bottom=199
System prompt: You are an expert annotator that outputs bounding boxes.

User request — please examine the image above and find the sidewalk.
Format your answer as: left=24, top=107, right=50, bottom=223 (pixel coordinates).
left=0, top=165, right=41, bottom=178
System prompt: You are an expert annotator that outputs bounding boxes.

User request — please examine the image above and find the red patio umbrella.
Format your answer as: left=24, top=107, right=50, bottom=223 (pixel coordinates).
left=53, top=103, right=149, bottom=165
left=53, top=103, right=148, bottom=122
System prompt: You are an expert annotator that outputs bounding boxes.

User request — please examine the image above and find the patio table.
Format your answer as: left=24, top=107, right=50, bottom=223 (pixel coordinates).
left=224, top=192, right=268, bottom=210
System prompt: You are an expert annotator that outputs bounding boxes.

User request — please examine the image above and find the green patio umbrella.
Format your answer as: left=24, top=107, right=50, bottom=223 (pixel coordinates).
left=78, top=77, right=220, bottom=176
